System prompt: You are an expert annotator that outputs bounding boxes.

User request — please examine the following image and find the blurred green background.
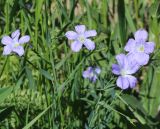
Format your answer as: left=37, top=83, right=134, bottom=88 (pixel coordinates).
left=0, top=0, right=160, bottom=128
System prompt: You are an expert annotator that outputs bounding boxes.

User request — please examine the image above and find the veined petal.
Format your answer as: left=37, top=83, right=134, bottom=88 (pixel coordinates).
left=75, top=25, right=85, bottom=34
left=144, top=42, right=155, bottom=54
left=19, top=35, right=30, bottom=44
left=71, top=41, right=82, bottom=52
left=3, top=46, right=12, bottom=55
left=134, top=29, right=148, bottom=41
left=124, top=38, right=136, bottom=52
left=117, top=76, right=129, bottom=90
left=112, top=64, right=120, bottom=75
left=1, top=36, right=13, bottom=45
left=126, top=53, right=141, bottom=74
left=115, top=54, right=126, bottom=67
left=126, top=75, right=137, bottom=88
left=65, top=31, right=77, bottom=40
left=84, top=39, right=95, bottom=50
left=11, top=29, right=20, bottom=38
left=12, top=46, right=24, bottom=56
left=12, top=30, right=20, bottom=42
left=134, top=52, right=149, bottom=65
left=84, top=30, right=97, bottom=38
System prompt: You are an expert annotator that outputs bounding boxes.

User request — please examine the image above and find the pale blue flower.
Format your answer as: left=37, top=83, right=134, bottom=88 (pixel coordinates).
left=83, top=66, right=101, bottom=82
left=124, top=29, right=155, bottom=65
left=65, top=25, right=97, bottom=52
left=1, top=29, right=30, bottom=56
left=112, top=54, right=140, bottom=89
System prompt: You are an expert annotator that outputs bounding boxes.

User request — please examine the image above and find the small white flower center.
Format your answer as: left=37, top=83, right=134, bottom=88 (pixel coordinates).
left=78, top=35, right=85, bottom=43
left=137, top=44, right=145, bottom=52
left=90, top=72, right=94, bottom=77
left=120, top=69, right=127, bottom=76
left=14, top=42, right=20, bottom=48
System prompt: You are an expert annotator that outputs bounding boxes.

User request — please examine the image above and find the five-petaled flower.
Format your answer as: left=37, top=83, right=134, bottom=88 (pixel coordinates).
left=124, top=29, right=155, bottom=65
left=1, top=29, right=30, bottom=56
left=82, top=66, right=101, bottom=83
left=112, top=54, right=140, bottom=89
left=65, top=25, right=97, bottom=52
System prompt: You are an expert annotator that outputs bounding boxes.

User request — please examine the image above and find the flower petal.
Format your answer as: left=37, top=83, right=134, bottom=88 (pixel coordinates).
left=84, top=39, right=95, bottom=50
left=75, top=25, right=85, bottom=34
left=82, top=67, right=92, bottom=78
left=115, top=54, right=126, bottom=67
left=1, top=36, right=13, bottom=45
left=126, top=53, right=141, bottom=74
left=134, top=29, right=148, bottom=41
left=84, top=30, right=97, bottom=38
left=3, top=46, right=12, bottom=55
left=144, top=42, right=155, bottom=54
left=90, top=75, right=97, bottom=83
left=19, top=35, right=30, bottom=44
left=116, top=76, right=129, bottom=90
left=11, top=29, right=20, bottom=38
left=65, top=31, right=77, bottom=40
left=12, top=46, right=24, bottom=56
left=95, top=67, right=101, bottom=74
left=12, top=30, right=20, bottom=42
left=82, top=71, right=90, bottom=78
left=126, top=75, right=137, bottom=88
left=134, top=52, right=149, bottom=65
left=112, top=64, right=120, bottom=75
left=71, top=41, right=82, bottom=52
left=124, top=38, right=136, bottom=52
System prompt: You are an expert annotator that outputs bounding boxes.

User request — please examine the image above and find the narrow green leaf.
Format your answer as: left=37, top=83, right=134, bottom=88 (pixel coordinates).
left=22, top=104, right=52, bottom=129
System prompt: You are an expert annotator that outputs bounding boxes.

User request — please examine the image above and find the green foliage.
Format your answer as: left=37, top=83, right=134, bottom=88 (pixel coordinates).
left=0, top=0, right=160, bottom=128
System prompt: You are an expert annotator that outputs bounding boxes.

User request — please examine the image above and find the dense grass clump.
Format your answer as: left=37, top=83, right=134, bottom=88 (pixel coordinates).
left=0, top=0, right=160, bottom=129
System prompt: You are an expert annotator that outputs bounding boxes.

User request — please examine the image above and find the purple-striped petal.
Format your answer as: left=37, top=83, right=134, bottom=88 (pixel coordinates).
left=75, top=25, right=86, bottom=34
left=1, top=36, right=13, bottom=45
left=117, top=76, right=129, bottom=90
left=85, top=30, right=97, bottom=38
left=12, top=46, right=24, bottom=56
left=65, top=31, right=77, bottom=40
left=134, top=29, right=148, bottom=41
left=144, top=42, right=155, bottom=54
left=19, top=35, right=30, bottom=44
left=84, top=39, right=95, bottom=50
left=71, top=41, right=82, bottom=52
left=3, top=46, right=12, bottom=55
left=112, top=64, right=120, bottom=75
left=126, top=75, right=137, bottom=88
left=124, top=38, right=136, bottom=52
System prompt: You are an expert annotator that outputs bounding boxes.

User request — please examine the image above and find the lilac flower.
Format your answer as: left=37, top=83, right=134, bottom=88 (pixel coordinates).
left=83, top=67, right=101, bottom=82
left=65, top=25, right=97, bottom=52
left=112, top=54, right=140, bottom=89
left=124, top=29, right=155, bottom=65
left=1, top=29, right=30, bottom=56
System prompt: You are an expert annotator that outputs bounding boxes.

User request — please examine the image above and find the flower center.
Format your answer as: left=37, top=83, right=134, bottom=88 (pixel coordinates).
left=120, top=69, right=127, bottom=76
left=14, top=42, right=20, bottom=48
left=137, top=45, right=144, bottom=52
left=78, top=35, right=85, bottom=43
